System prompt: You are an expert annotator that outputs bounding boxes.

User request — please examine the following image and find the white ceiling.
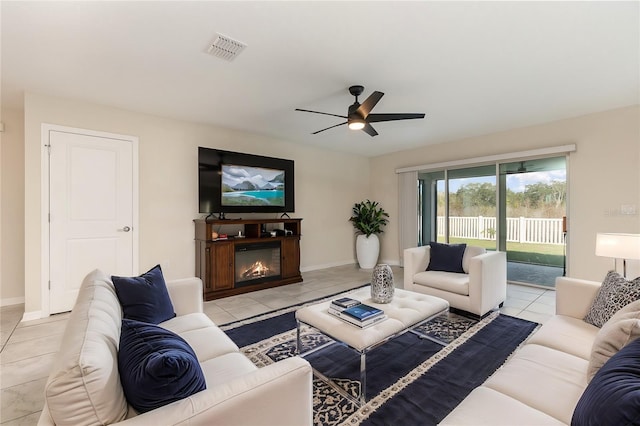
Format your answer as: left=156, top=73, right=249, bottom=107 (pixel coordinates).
left=2, top=1, right=638, bottom=157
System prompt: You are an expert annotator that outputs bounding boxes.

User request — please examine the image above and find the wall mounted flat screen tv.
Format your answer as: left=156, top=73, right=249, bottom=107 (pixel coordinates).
left=199, top=147, right=295, bottom=214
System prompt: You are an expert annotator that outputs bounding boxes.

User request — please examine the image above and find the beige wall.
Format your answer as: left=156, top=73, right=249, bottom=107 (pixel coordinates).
left=3, top=93, right=639, bottom=313
left=17, top=93, right=370, bottom=314
left=1, top=108, right=26, bottom=304
left=371, top=106, right=640, bottom=281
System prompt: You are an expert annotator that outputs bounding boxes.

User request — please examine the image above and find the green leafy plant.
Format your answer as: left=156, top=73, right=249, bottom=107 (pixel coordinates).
left=349, top=200, right=389, bottom=237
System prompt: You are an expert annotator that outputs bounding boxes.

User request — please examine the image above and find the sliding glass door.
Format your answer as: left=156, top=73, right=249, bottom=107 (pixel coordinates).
left=499, top=157, right=566, bottom=286
left=418, top=156, right=567, bottom=287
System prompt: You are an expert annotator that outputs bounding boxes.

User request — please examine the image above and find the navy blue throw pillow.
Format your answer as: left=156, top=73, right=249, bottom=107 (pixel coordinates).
left=118, top=319, right=206, bottom=413
left=572, top=338, right=640, bottom=426
left=112, top=264, right=175, bottom=324
left=426, top=242, right=467, bottom=273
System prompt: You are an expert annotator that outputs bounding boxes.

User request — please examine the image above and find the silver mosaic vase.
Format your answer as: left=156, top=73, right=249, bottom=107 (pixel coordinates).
left=371, top=264, right=394, bottom=303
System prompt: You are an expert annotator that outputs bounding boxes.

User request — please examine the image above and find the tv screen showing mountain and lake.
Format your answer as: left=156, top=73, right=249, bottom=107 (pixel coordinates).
left=221, top=164, right=285, bottom=207
left=198, top=147, right=295, bottom=214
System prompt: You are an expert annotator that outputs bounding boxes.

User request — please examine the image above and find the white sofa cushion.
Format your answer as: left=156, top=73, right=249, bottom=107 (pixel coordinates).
left=484, top=344, right=588, bottom=424
left=160, top=314, right=239, bottom=364
left=526, top=314, right=599, bottom=360
left=439, top=386, right=565, bottom=425
left=163, top=322, right=240, bottom=362
left=587, top=299, right=640, bottom=382
left=200, top=352, right=258, bottom=386
left=43, top=269, right=128, bottom=426
left=159, top=312, right=219, bottom=335
left=462, top=245, right=486, bottom=273
left=413, top=270, right=469, bottom=295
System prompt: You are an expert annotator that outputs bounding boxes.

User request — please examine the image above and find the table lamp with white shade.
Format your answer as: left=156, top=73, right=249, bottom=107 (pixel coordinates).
left=595, top=233, right=640, bottom=278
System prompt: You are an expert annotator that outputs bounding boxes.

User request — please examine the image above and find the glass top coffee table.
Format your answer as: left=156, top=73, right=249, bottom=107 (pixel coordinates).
left=295, top=287, right=449, bottom=405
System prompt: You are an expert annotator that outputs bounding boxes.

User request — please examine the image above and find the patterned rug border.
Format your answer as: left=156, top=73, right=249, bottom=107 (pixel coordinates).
left=219, top=283, right=370, bottom=331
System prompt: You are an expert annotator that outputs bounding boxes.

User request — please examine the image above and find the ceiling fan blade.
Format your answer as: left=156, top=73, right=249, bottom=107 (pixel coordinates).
left=311, top=122, right=347, bottom=134
left=366, top=113, right=425, bottom=123
left=295, top=108, right=348, bottom=119
left=362, top=123, right=378, bottom=137
left=355, top=91, right=384, bottom=118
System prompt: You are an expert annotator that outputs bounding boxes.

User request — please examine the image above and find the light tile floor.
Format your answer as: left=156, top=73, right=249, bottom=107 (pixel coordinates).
left=0, top=264, right=555, bottom=425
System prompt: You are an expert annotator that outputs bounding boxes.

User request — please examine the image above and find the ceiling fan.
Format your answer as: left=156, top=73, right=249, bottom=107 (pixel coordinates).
left=295, top=85, right=425, bottom=137
left=505, top=161, right=543, bottom=174
left=514, top=162, right=529, bottom=173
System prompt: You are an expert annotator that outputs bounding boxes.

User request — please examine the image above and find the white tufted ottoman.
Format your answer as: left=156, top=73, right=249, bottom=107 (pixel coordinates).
left=295, top=287, right=449, bottom=405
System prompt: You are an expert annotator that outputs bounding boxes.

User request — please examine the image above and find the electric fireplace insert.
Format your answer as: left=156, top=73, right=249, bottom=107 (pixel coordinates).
left=234, top=241, right=281, bottom=287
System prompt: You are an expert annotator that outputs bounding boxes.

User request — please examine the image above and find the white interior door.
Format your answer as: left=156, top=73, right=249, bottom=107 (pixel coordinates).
left=49, top=130, right=136, bottom=313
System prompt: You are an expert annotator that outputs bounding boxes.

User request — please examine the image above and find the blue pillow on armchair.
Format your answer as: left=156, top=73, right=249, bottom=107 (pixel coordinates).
left=112, top=264, right=175, bottom=324
left=118, top=319, right=206, bottom=413
left=427, top=241, right=467, bottom=273
left=571, top=337, right=640, bottom=426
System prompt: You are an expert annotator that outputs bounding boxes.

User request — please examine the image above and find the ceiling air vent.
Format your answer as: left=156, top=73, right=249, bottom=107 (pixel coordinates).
left=207, top=33, right=247, bottom=61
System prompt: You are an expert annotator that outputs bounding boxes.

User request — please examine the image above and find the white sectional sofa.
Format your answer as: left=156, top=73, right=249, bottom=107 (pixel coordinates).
left=38, top=270, right=313, bottom=426
left=440, top=276, right=603, bottom=425
left=404, top=245, right=507, bottom=317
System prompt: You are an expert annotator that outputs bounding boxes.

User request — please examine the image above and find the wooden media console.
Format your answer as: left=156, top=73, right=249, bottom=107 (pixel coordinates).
left=194, top=218, right=302, bottom=300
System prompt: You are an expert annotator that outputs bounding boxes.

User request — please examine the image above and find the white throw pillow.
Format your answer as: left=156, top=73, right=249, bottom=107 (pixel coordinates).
left=587, top=299, right=640, bottom=382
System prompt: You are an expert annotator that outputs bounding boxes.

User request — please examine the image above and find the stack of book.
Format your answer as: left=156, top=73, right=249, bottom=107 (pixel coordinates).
left=328, top=297, right=386, bottom=328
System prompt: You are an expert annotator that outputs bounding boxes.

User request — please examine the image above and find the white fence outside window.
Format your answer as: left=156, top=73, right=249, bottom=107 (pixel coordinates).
left=437, top=216, right=564, bottom=245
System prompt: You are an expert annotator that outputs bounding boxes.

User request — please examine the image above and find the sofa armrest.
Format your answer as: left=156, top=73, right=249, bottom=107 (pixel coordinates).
left=37, top=402, right=54, bottom=426
left=403, top=246, right=431, bottom=290
left=117, top=356, right=313, bottom=426
left=555, top=276, right=601, bottom=319
left=166, top=278, right=204, bottom=316
left=468, top=251, right=507, bottom=315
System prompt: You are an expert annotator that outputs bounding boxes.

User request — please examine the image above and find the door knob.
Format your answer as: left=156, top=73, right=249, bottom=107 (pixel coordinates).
left=119, top=226, right=131, bottom=232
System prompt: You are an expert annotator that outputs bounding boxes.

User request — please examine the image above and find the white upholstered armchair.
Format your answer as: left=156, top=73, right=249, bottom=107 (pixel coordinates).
left=403, top=245, right=507, bottom=317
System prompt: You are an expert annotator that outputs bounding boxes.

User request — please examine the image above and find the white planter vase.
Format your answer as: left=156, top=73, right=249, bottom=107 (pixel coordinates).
left=356, top=234, right=380, bottom=269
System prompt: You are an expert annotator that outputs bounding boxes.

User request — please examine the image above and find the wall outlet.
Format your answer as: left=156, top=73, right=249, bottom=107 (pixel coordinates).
left=604, top=204, right=638, bottom=216
left=621, top=204, right=637, bottom=215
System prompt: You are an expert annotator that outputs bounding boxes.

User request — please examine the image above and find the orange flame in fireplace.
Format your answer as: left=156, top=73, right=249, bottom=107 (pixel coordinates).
left=254, top=261, right=267, bottom=275
left=242, top=261, right=271, bottom=279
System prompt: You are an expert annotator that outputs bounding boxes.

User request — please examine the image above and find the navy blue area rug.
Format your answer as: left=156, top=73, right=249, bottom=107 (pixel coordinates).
left=222, top=294, right=538, bottom=426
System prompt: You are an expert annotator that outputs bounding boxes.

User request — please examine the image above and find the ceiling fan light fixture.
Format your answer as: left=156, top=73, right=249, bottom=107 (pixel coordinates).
left=295, top=85, right=425, bottom=136
left=348, top=119, right=365, bottom=130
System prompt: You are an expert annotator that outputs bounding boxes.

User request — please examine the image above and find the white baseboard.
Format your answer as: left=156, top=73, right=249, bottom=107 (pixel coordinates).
left=22, top=310, right=43, bottom=322
left=1, top=296, right=25, bottom=307
left=301, top=259, right=401, bottom=273
left=300, top=259, right=356, bottom=273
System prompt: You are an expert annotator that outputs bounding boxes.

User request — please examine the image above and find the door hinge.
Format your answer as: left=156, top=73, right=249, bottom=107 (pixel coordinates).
left=45, top=144, right=51, bottom=155
left=48, top=213, right=51, bottom=223
left=48, top=281, right=51, bottom=290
